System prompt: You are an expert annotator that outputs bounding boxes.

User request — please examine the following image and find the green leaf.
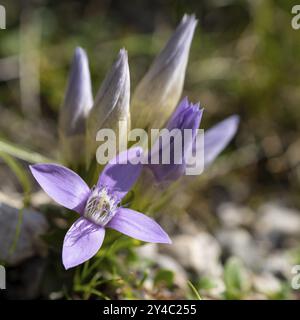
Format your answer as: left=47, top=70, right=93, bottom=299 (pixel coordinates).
left=198, top=276, right=219, bottom=291
left=224, top=257, right=250, bottom=300
left=0, top=151, right=32, bottom=204
left=188, top=280, right=202, bottom=300
left=0, top=138, right=55, bottom=164
left=154, top=269, right=174, bottom=288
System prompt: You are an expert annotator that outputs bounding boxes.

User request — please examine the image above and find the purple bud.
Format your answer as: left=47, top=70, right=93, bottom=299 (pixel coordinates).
left=59, top=47, right=93, bottom=166
left=131, top=14, right=198, bottom=130
left=147, top=97, right=203, bottom=182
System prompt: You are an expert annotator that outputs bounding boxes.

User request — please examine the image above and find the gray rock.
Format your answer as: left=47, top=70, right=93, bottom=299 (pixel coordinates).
left=216, top=228, right=265, bottom=270
left=253, top=273, right=282, bottom=296
left=217, top=202, right=255, bottom=228
left=256, top=203, right=300, bottom=237
left=263, top=252, right=293, bottom=279
left=136, top=243, right=158, bottom=260
left=161, top=233, right=222, bottom=277
left=0, top=202, right=48, bottom=265
left=0, top=191, right=23, bottom=208
left=5, top=257, right=46, bottom=299
left=136, top=244, right=188, bottom=288
left=156, top=254, right=188, bottom=288
left=30, top=190, right=53, bottom=207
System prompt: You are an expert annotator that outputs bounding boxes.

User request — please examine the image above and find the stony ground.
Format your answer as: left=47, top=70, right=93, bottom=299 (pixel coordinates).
left=1, top=186, right=300, bottom=299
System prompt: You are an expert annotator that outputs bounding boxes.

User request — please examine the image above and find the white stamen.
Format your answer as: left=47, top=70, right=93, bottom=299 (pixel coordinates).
left=83, top=186, right=118, bottom=226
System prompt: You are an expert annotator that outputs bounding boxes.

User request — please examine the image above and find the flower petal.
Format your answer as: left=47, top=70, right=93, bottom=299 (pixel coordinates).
left=89, top=49, right=130, bottom=131
left=30, top=163, right=90, bottom=214
left=203, top=115, right=240, bottom=166
left=147, top=99, right=203, bottom=182
left=62, top=217, right=105, bottom=269
left=131, top=15, right=197, bottom=130
left=165, top=96, right=190, bottom=129
left=107, top=208, right=171, bottom=244
left=98, top=148, right=143, bottom=200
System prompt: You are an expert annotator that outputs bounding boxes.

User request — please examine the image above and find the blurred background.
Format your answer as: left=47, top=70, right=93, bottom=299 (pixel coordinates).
left=0, top=0, right=300, bottom=299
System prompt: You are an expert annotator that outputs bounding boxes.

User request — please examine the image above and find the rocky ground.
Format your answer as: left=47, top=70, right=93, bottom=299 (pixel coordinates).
left=1, top=188, right=299, bottom=299
left=137, top=202, right=300, bottom=299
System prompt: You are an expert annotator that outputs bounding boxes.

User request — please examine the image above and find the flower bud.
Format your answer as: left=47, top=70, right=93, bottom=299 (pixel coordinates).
left=59, top=47, right=93, bottom=166
left=131, top=14, right=197, bottom=130
left=86, top=49, right=130, bottom=163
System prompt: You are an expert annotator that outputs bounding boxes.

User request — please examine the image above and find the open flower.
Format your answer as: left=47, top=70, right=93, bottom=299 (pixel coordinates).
left=29, top=148, right=171, bottom=269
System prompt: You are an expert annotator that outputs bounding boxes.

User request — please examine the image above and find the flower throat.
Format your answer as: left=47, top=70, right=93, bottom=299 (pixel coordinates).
left=83, top=186, right=118, bottom=226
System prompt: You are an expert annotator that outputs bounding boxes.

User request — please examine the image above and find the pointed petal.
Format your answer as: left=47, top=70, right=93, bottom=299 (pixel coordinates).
left=131, top=14, right=197, bottom=130
left=59, top=47, right=93, bottom=136
left=92, top=49, right=130, bottom=128
left=59, top=47, right=93, bottom=166
left=62, top=218, right=105, bottom=269
left=107, top=208, right=171, bottom=244
left=204, top=115, right=240, bottom=167
left=146, top=162, right=186, bottom=183
left=165, top=96, right=190, bottom=129
left=86, top=49, right=130, bottom=159
left=98, top=148, right=143, bottom=200
left=30, top=163, right=90, bottom=214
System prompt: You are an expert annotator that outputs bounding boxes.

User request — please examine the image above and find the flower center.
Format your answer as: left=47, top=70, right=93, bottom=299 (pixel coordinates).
left=83, top=186, right=118, bottom=226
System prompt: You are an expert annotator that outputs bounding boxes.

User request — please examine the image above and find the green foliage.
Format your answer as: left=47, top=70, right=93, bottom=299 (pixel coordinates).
left=0, top=138, right=55, bottom=164
left=154, top=270, right=174, bottom=289
left=0, top=151, right=32, bottom=204
left=223, top=257, right=250, bottom=300
left=187, top=281, right=202, bottom=300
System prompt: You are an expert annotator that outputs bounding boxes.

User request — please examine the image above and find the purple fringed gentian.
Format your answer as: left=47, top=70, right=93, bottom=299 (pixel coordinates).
left=147, top=97, right=203, bottom=182
left=147, top=97, right=240, bottom=182
left=30, top=148, right=171, bottom=269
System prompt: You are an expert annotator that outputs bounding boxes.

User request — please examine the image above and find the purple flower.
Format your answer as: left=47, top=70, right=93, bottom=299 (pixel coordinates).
left=147, top=98, right=240, bottom=183
left=29, top=148, right=171, bottom=269
left=147, top=97, right=203, bottom=182
left=202, top=115, right=240, bottom=167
